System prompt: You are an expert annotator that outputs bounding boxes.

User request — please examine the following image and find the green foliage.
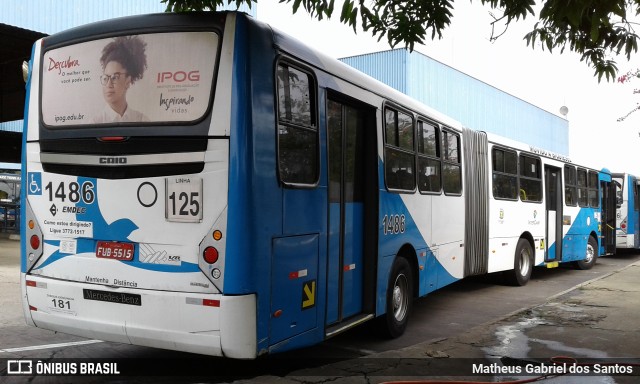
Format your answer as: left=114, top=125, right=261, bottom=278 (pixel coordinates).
left=161, top=0, right=255, bottom=12
left=163, top=0, right=640, bottom=81
left=267, top=0, right=456, bottom=50
left=524, top=0, right=640, bottom=82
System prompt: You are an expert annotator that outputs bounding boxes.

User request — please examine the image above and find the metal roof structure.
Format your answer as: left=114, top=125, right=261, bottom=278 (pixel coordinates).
left=0, top=23, right=47, bottom=123
left=0, top=23, right=46, bottom=162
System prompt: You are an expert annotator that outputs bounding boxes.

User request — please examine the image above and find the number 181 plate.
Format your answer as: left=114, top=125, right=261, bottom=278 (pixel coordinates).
left=165, top=177, right=203, bottom=223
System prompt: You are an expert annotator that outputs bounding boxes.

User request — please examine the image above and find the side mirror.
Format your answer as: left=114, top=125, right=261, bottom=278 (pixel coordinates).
left=22, top=61, right=29, bottom=83
left=616, top=191, right=623, bottom=208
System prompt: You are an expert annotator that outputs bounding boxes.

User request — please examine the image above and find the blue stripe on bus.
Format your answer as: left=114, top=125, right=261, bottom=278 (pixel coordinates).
left=20, top=49, right=36, bottom=274
left=221, top=12, right=252, bottom=295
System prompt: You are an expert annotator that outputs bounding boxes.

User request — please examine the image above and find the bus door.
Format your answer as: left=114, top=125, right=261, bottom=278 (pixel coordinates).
left=544, top=166, right=563, bottom=262
left=601, top=180, right=617, bottom=254
left=325, top=96, right=376, bottom=329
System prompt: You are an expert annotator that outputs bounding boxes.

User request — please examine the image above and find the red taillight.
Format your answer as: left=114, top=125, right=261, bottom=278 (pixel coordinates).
left=26, top=280, right=37, bottom=287
left=203, top=299, right=220, bottom=307
left=621, top=223, right=627, bottom=229
left=203, top=247, right=219, bottom=264
left=30, top=235, right=40, bottom=250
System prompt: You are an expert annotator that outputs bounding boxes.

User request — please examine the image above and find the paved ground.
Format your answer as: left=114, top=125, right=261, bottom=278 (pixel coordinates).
left=0, top=234, right=21, bottom=328
left=233, top=259, right=640, bottom=384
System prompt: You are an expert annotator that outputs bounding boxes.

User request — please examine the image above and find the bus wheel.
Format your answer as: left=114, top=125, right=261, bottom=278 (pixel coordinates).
left=575, top=236, right=598, bottom=270
left=377, top=257, right=413, bottom=338
left=504, top=238, right=533, bottom=286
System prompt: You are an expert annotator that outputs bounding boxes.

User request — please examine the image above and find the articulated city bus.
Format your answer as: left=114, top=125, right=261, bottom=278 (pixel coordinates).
left=21, top=11, right=607, bottom=358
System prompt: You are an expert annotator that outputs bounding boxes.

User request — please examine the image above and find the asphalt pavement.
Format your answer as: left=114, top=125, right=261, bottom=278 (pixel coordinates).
left=232, top=256, right=640, bottom=384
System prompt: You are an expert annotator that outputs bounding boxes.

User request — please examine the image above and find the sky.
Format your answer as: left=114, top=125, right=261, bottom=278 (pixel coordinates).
left=258, top=1, right=640, bottom=175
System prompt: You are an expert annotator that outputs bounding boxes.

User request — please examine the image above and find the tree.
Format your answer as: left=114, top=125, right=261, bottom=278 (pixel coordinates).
left=617, top=69, right=640, bottom=122
left=162, top=0, right=640, bottom=82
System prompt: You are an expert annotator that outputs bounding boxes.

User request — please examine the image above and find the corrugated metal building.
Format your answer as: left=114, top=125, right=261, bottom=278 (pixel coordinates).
left=341, top=49, right=569, bottom=155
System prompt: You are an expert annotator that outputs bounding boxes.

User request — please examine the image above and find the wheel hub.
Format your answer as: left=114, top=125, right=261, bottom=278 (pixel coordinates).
left=393, top=274, right=408, bottom=321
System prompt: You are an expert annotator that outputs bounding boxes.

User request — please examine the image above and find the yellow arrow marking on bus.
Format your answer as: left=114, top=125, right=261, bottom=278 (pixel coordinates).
left=302, top=280, right=316, bottom=309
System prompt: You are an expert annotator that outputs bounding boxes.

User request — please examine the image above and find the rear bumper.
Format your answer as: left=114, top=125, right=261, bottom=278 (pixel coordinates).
left=21, top=275, right=257, bottom=358
left=616, top=234, right=636, bottom=248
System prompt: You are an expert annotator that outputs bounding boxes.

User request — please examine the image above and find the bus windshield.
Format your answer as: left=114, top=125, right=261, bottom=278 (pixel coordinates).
left=41, top=31, right=218, bottom=127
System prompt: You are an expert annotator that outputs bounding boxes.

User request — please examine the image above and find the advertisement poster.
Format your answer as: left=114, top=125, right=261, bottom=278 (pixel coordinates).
left=41, top=32, right=218, bottom=126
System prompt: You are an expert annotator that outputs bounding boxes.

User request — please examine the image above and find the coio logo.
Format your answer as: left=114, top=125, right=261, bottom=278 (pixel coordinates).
left=99, top=157, right=127, bottom=164
left=157, top=71, right=200, bottom=83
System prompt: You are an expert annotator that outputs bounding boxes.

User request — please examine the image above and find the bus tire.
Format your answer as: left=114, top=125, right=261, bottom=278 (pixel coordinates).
left=377, top=257, right=413, bottom=338
left=575, top=236, right=598, bottom=270
left=504, top=238, right=533, bottom=286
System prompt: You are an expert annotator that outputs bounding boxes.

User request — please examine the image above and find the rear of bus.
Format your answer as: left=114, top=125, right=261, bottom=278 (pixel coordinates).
left=21, top=12, right=257, bottom=358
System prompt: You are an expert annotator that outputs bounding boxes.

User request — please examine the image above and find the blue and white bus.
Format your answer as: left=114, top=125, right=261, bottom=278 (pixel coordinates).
left=612, top=173, right=640, bottom=250
left=21, top=11, right=605, bottom=358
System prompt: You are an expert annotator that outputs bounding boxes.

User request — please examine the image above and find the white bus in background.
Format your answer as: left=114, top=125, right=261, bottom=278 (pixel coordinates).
left=612, top=173, right=640, bottom=249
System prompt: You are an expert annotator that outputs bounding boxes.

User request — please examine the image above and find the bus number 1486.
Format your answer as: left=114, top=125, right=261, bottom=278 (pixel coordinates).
left=382, top=214, right=406, bottom=235
left=45, top=181, right=95, bottom=204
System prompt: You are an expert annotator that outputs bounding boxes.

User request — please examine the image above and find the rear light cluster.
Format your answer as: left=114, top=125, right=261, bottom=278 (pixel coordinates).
left=28, top=220, right=41, bottom=262
left=198, top=209, right=227, bottom=291
left=24, top=202, right=44, bottom=272
left=203, top=230, right=223, bottom=279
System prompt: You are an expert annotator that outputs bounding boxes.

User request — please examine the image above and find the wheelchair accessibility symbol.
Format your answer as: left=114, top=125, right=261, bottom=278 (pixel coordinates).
left=28, top=172, right=42, bottom=195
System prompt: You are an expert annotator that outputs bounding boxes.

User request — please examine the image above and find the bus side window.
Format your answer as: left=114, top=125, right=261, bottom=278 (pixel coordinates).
left=577, top=168, right=588, bottom=207
left=276, top=63, right=318, bottom=186
left=384, top=107, right=416, bottom=192
left=417, top=120, right=441, bottom=193
left=588, top=171, right=599, bottom=207
left=492, top=147, right=517, bottom=200
left=519, top=154, right=542, bottom=202
left=564, top=165, right=577, bottom=206
left=442, top=129, right=461, bottom=195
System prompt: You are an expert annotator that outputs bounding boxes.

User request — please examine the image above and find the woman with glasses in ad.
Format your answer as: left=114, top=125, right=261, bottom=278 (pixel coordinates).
left=93, top=36, right=149, bottom=123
